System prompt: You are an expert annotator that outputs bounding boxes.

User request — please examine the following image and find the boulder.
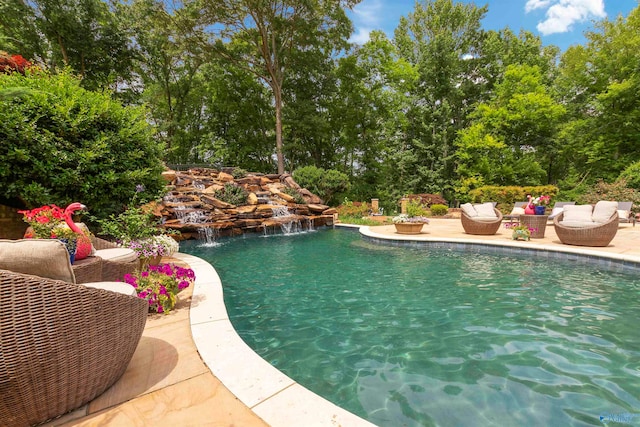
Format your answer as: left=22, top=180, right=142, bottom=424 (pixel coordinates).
left=277, top=192, right=296, bottom=203
left=200, top=195, right=235, bottom=209
left=202, top=184, right=224, bottom=194
left=308, top=204, right=330, bottom=213
left=299, top=188, right=323, bottom=204
left=217, top=171, right=235, bottom=182
left=282, top=174, right=301, bottom=190
left=237, top=205, right=257, bottom=214
left=162, top=170, right=177, bottom=182
left=247, top=193, right=259, bottom=205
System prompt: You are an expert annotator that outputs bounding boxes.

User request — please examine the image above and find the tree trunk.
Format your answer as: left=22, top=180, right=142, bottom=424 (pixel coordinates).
left=274, top=84, right=285, bottom=174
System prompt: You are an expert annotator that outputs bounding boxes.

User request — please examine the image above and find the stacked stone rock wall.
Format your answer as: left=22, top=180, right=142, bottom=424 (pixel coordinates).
left=156, top=168, right=337, bottom=239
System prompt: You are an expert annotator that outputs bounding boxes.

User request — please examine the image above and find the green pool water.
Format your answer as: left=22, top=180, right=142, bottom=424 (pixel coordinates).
left=180, top=229, right=640, bottom=427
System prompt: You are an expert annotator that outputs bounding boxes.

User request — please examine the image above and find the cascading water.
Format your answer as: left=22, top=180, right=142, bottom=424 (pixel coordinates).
left=197, top=227, right=219, bottom=247
left=174, top=205, right=219, bottom=246
left=264, top=204, right=311, bottom=236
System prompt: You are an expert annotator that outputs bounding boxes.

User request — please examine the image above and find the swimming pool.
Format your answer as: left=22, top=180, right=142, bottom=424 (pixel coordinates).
left=181, top=229, right=640, bottom=426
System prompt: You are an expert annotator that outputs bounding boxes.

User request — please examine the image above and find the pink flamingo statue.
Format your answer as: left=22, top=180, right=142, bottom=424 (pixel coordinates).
left=63, top=202, right=92, bottom=260
left=524, top=195, right=535, bottom=215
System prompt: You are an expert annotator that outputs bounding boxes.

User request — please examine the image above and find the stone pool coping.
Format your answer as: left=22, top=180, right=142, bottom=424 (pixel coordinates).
left=184, top=221, right=640, bottom=426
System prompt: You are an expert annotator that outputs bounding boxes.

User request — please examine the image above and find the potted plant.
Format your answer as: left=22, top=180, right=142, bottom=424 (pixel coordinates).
left=526, top=195, right=551, bottom=215
left=392, top=199, right=430, bottom=234
left=18, top=204, right=79, bottom=262
left=123, top=263, right=195, bottom=314
left=94, top=206, right=179, bottom=267
left=505, top=222, right=536, bottom=241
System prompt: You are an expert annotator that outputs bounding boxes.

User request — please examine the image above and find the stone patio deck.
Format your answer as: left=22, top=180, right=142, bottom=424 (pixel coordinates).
left=49, top=218, right=640, bottom=426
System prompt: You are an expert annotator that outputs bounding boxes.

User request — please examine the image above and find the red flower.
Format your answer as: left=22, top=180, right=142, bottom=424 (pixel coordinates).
left=0, top=52, right=32, bottom=74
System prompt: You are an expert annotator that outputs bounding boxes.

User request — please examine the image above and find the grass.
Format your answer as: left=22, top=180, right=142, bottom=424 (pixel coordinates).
left=338, top=216, right=388, bottom=226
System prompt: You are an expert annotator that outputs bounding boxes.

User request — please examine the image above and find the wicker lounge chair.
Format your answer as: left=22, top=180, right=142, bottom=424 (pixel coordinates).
left=547, top=201, right=576, bottom=221
left=553, top=210, right=619, bottom=247
left=461, top=207, right=503, bottom=235
left=92, top=236, right=139, bottom=281
left=0, top=269, right=147, bottom=426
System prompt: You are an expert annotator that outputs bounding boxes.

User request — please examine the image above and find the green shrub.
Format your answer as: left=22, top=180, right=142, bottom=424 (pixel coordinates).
left=429, top=204, right=449, bottom=216
left=338, top=216, right=383, bottom=226
left=282, top=186, right=306, bottom=204
left=214, top=182, right=248, bottom=206
left=405, top=198, right=428, bottom=217
left=336, top=199, right=370, bottom=217
left=619, top=162, right=640, bottom=190
left=92, top=207, right=161, bottom=241
left=580, top=179, right=640, bottom=213
left=0, top=69, right=165, bottom=219
left=293, top=166, right=350, bottom=206
left=469, top=185, right=559, bottom=213
left=231, top=168, right=248, bottom=179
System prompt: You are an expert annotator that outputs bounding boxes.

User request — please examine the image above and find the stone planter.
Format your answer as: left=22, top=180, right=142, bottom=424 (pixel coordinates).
left=394, top=222, right=425, bottom=234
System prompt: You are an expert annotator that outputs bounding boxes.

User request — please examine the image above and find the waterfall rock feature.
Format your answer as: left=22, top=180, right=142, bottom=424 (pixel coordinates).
left=158, top=168, right=335, bottom=239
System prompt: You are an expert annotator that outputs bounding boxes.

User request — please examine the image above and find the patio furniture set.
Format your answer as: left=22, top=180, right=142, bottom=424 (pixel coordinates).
left=461, top=200, right=632, bottom=247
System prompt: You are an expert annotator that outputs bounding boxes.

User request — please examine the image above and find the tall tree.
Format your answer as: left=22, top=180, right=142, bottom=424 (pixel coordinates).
left=123, top=0, right=207, bottom=161
left=557, top=5, right=640, bottom=182
left=332, top=31, right=418, bottom=202
left=392, top=0, right=488, bottom=199
left=455, top=64, right=566, bottom=198
left=186, top=0, right=359, bottom=174
left=0, top=0, right=133, bottom=91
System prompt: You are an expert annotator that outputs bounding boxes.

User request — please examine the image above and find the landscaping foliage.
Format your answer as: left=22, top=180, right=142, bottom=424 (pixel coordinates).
left=618, top=162, right=640, bottom=190
left=579, top=180, right=640, bottom=213
left=405, top=198, right=429, bottom=218
left=1, top=1, right=640, bottom=208
left=336, top=200, right=370, bottom=218
left=429, top=204, right=449, bottom=216
left=124, top=263, right=195, bottom=314
left=214, top=182, right=248, bottom=206
left=293, top=166, right=350, bottom=206
left=281, top=187, right=306, bottom=204
left=0, top=70, right=166, bottom=218
left=469, top=185, right=559, bottom=213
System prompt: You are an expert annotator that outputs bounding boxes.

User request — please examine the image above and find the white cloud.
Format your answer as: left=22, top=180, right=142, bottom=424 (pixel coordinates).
left=525, top=0, right=553, bottom=13
left=349, top=27, right=374, bottom=45
left=348, top=0, right=383, bottom=44
left=525, top=0, right=606, bottom=35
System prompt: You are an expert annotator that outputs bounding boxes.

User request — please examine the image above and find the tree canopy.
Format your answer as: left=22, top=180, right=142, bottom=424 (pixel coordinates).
left=1, top=0, right=639, bottom=209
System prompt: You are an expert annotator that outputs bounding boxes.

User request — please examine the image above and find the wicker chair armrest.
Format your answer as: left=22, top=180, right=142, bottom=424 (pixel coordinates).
left=91, top=236, right=119, bottom=250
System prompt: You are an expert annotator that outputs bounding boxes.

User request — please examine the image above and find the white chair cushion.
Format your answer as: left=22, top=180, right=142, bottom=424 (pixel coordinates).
left=548, top=206, right=564, bottom=219
left=461, top=203, right=478, bottom=217
left=475, top=216, right=499, bottom=222
left=618, top=210, right=630, bottom=220
left=562, top=205, right=594, bottom=223
left=509, top=207, right=525, bottom=216
left=559, top=220, right=601, bottom=229
left=0, top=239, right=75, bottom=283
left=84, top=281, right=138, bottom=296
left=592, top=201, right=618, bottom=223
left=473, top=202, right=497, bottom=218
left=95, top=248, right=138, bottom=263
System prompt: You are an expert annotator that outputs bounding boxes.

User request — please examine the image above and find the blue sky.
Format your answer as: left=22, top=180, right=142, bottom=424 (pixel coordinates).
left=347, top=0, right=638, bottom=51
